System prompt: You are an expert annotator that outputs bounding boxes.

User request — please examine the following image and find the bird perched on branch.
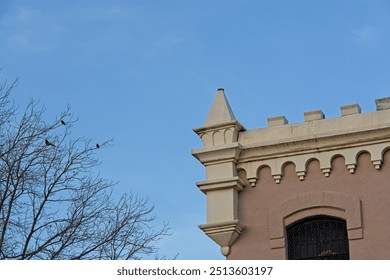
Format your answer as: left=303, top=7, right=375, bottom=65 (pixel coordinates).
left=61, top=120, right=66, bottom=125
left=45, top=139, right=56, bottom=147
left=96, top=143, right=100, bottom=149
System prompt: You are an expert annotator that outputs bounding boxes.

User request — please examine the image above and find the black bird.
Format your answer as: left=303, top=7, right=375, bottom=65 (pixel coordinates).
left=61, top=120, right=66, bottom=125
left=96, top=143, right=100, bottom=149
left=45, top=139, right=55, bottom=147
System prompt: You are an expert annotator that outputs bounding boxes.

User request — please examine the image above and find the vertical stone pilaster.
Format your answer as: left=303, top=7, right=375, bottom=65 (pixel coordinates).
left=192, top=89, right=246, bottom=256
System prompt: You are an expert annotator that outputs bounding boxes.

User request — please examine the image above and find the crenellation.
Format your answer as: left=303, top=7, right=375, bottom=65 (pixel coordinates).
left=239, top=107, right=390, bottom=149
left=341, top=104, right=361, bottom=116
left=267, top=116, right=288, bottom=127
left=253, top=97, right=390, bottom=131
left=304, top=110, right=325, bottom=122
left=376, top=97, right=390, bottom=111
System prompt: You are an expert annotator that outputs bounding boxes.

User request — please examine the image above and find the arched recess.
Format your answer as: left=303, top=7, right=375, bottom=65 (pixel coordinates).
left=256, top=164, right=272, bottom=178
left=237, top=168, right=249, bottom=188
left=381, top=146, right=390, bottom=159
left=382, top=148, right=390, bottom=169
left=330, top=154, right=346, bottom=165
left=305, top=157, right=320, bottom=170
left=355, top=150, right=371, bottom=161
left=212, top=131, right=224, bottom=145
left=268, top=191, right=363, bottom=250
left=248, top=164, right=272, bottom=187
left=280, top=160, right=296, bottom=171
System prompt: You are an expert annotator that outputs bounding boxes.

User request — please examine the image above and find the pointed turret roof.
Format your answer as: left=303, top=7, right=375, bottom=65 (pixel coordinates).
left=204, top=88, right=237, bottom=127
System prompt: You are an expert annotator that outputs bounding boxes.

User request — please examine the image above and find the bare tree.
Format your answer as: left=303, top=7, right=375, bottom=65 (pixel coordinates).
left=0, top=78, right=169, bottom=259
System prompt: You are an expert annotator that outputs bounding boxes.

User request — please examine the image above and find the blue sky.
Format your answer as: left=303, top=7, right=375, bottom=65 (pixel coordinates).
left=0, top=0, right=389, bottom=259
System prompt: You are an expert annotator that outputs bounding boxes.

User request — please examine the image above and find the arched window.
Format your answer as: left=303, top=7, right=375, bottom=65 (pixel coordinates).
left=286, top=216, right=350, bottom=260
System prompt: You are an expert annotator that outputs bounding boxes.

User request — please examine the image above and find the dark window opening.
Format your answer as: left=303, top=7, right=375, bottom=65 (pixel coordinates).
left=287, top=216, right=350, bottom=260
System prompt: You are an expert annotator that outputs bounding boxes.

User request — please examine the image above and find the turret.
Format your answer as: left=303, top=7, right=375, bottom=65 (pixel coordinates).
left=192, top=88, right=246, bottom=257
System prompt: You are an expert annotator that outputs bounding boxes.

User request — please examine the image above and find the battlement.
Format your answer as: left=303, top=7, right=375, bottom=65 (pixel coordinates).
left=263, top=97, right=388, bottom=129
left=240, top=97, right=390, bottom=150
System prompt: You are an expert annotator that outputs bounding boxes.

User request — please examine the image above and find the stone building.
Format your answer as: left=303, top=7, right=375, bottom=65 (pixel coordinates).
left=192, top=89, right=390, bottom=259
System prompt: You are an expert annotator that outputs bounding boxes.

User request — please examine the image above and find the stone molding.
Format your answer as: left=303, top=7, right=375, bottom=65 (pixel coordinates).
left=196, top=177, right=245, bottom=193
left=238, top=142, right=390, bottom=185
left=199, top=220, right=245, bottom=256
left=192, top=143, right=242, bottom=166
left=193, top=120, right=245, bottom=148
left=268, top=191, right=363, bottom=250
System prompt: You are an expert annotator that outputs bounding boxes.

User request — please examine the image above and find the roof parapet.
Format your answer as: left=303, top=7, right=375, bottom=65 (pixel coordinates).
left=264, top=98, right=390, bottom=128
left=341, top=104, right=361, bottom=116
left=304, top=110, right=325, bottom=122
left=267, top=116, right=288, bottom=127
left=376, top=97, right=390, bottom=111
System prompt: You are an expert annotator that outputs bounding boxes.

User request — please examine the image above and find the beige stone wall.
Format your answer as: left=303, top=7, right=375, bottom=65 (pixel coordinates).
left=229, top=151, right=390, bottom=259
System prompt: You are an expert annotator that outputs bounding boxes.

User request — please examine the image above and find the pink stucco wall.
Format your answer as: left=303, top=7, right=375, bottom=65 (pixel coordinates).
left=229, top=150, right=390, bottom=259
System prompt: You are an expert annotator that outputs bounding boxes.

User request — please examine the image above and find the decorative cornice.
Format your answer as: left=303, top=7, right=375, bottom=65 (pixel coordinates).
left=193, top=120, right=246, bottom=135
left=236, top=109, right=390, bottom=184
left=196, top=177, right=246, bottom=193
left=192, top=143, right=242, bottom=166
left=238, top=142, right=390, bottom=185
left=239, top=126, right=390, bottom=163
left=193, top=121, right=246, bottom=148
left=199, top=220, right=246, bottom=256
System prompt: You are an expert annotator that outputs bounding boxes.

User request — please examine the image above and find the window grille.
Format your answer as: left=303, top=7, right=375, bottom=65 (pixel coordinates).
left=286, top=216, right=350, bottom=260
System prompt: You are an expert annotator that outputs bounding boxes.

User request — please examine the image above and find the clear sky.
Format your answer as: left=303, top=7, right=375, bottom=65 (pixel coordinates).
left=0, top=0, right=389, bottom=259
